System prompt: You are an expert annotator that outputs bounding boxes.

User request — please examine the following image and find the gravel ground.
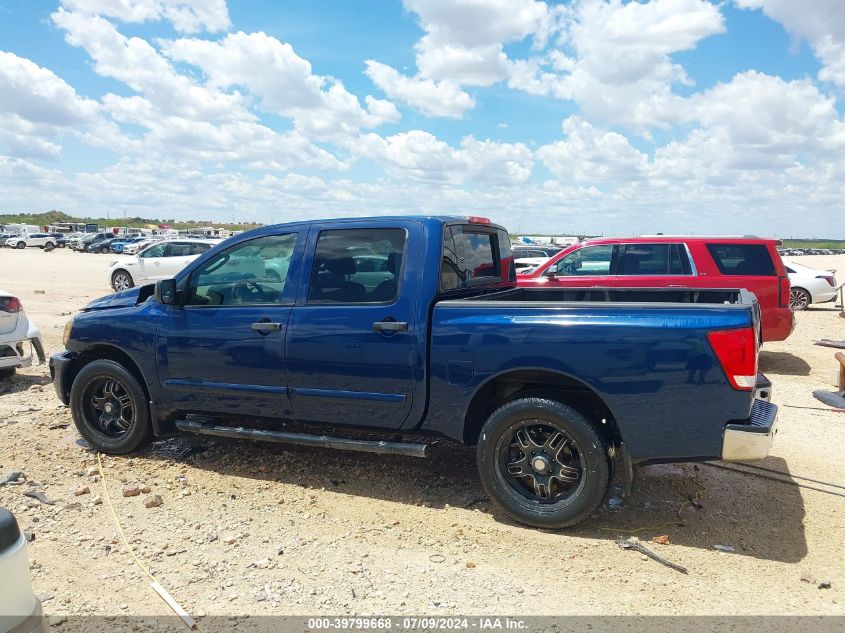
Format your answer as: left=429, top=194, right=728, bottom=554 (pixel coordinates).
left=1, top=247, right=844, bottom=620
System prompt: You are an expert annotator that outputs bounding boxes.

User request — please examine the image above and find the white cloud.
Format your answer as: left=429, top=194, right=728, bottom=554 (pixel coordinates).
left=538, top=116, right=648, bottom=182
left=355, top=130, right=533, bottom=184
left=364, top=61, right=475, bottom=118
left=651, top=71, right=845, bottom=183
left=407, top=0, right=552, bottom=86
left=60, top=0, right=230, bottom=33
left=51, top=8, right=345, bottom=169
left=363, top=0, right=551, bottom=117
left=162, top=31, right=399, bottom=138
left=0, top=51, right=106, bottom=159
left=735, top=0, right=845, bottom=86
left=527, top=0, right=726, bottom=129
left=52, top=9, right=243, bottom=122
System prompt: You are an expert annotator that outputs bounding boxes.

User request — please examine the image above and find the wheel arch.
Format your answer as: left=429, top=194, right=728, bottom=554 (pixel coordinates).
left=69, top=344, right=151, bottom=406
left=463, top=368, right=621, bottom=448
left=791, top=285, right=811, bottom=298
left=111, top=268, right=134, bottom=284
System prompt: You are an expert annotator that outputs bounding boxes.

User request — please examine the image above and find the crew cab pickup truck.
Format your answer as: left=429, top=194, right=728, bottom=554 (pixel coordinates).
left=51, top=216, right=777, bottom=529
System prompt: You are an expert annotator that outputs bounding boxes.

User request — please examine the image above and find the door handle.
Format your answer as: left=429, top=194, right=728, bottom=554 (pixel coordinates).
left=251, top=321, right=282, bottom=333
left=373, top=320, right=408, bottom=333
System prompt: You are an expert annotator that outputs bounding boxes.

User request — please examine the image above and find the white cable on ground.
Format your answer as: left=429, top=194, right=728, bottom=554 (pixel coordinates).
left=97, top=452, right=198, bottom=631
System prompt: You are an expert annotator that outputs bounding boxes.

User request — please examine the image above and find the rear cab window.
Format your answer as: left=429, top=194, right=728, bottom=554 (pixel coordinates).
left=440, top=223, right=514, bottom=291
left=706, top=244, right=776, bottom=276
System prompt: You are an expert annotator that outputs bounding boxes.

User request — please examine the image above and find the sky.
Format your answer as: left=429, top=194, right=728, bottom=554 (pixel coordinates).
left=1, top=0, right=845, bottom=238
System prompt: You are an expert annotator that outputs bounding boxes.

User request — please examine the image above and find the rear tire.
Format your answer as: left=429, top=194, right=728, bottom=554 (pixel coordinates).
left=0, top=367, right=15, bottom=381
left=70, top=360, right=151, bottom=454
left=477, top=397, right=610, bottom=529
left=789, top=287, right=811, bottom=311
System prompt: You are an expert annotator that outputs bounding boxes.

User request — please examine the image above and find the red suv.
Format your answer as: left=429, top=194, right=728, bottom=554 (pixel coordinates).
left=518, top=236, right=793, bottom=342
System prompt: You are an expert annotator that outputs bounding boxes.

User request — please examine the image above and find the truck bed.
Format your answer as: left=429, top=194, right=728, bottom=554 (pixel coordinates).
left=426, top=285, right=760, bottom=460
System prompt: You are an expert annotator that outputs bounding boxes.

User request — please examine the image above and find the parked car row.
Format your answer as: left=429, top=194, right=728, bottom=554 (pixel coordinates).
left=779, top=247, right=845, bottom=256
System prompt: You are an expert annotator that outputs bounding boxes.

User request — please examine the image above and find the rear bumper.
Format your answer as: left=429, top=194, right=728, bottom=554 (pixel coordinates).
left=754, top=373, right=772, bottom=401
left=0, top=334, right=45, bottom=370
left=722, top=399, right=778, bottom=461
left=49, top=351, right=74, bottom=405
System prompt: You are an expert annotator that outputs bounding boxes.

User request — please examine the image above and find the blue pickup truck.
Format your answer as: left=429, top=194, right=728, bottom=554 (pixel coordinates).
left=51, top=216, right=777, bottom=528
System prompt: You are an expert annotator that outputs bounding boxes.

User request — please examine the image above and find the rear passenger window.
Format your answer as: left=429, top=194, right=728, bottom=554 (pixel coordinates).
left=309, top=229, right=406, bottom=304
left=165, top=242, right=192, bottom=257
left=441, top=226, right=500, bottom=290
left=189, top=243, right=211, bottom=255
left=707, top=244, right=776, bottom=276
left=617, top=244, right=691, bottom=275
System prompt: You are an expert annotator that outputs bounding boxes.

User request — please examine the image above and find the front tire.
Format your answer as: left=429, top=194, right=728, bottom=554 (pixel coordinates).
left=477, top=397, right=610, bottom=529
left=69, top=360, right=151, bottom=454
left=16, top=242, right=25, bottom=249
left=789, top=287, right=811, bottom=311
left=111, top=270, right=134, bottom=292
left=44, top=242, right=55, bottom=252
left=0, top=367, right=15, bottom=380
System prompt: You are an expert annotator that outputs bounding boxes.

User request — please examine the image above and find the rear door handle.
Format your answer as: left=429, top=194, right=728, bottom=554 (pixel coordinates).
left=251, top=321, right=282, bottom=333
left=373, top=320, right=408, bottom=333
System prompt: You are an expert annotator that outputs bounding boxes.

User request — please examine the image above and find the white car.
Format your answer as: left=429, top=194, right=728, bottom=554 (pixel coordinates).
left=0, top=289, right=45, bottom=380
left=514, top=256, right=550, bottom=273
left=5, top=233, right=58, bottom=251
left=782, top=259, right=840, bottom=310
left=107, top=239, right=220, bottom=292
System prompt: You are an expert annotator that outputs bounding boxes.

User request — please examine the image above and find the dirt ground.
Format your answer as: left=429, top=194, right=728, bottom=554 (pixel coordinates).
left=1, top=247, right=844, bottom=619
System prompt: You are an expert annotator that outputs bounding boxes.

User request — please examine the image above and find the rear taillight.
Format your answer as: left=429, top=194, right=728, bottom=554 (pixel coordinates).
left=0, top=297, right=22, bottom=313
left=778, top=275, right=790, bottom=308
left=707, top=327, right=758, bottom=391
left=466, top=216, right=491, bottom=224
left=817, top=275, right=836, bottom=287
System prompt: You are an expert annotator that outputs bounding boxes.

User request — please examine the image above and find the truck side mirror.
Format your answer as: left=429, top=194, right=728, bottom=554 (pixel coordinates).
left=155, top=279, right=177, bottom=305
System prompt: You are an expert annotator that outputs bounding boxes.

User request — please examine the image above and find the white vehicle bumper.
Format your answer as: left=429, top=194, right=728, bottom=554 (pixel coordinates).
left=0, top=323, right=45, bottom=370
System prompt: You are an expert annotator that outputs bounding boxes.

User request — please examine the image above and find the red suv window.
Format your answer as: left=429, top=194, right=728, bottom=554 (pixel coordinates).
left=706, top=244, right=776, bottom=276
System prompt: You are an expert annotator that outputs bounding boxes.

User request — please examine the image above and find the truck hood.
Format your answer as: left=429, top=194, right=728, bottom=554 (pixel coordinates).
left=83, top=285, right=154, bottom=311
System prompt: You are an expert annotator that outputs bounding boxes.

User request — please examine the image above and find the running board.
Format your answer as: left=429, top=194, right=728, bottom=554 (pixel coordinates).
left=174, top=420, right=430, bottom=458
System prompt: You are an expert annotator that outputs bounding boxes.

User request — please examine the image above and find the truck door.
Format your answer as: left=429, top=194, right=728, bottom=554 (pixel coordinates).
left=157, top=231, right=302, bottom=419
left=286, top=221, right=420, bottom=429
